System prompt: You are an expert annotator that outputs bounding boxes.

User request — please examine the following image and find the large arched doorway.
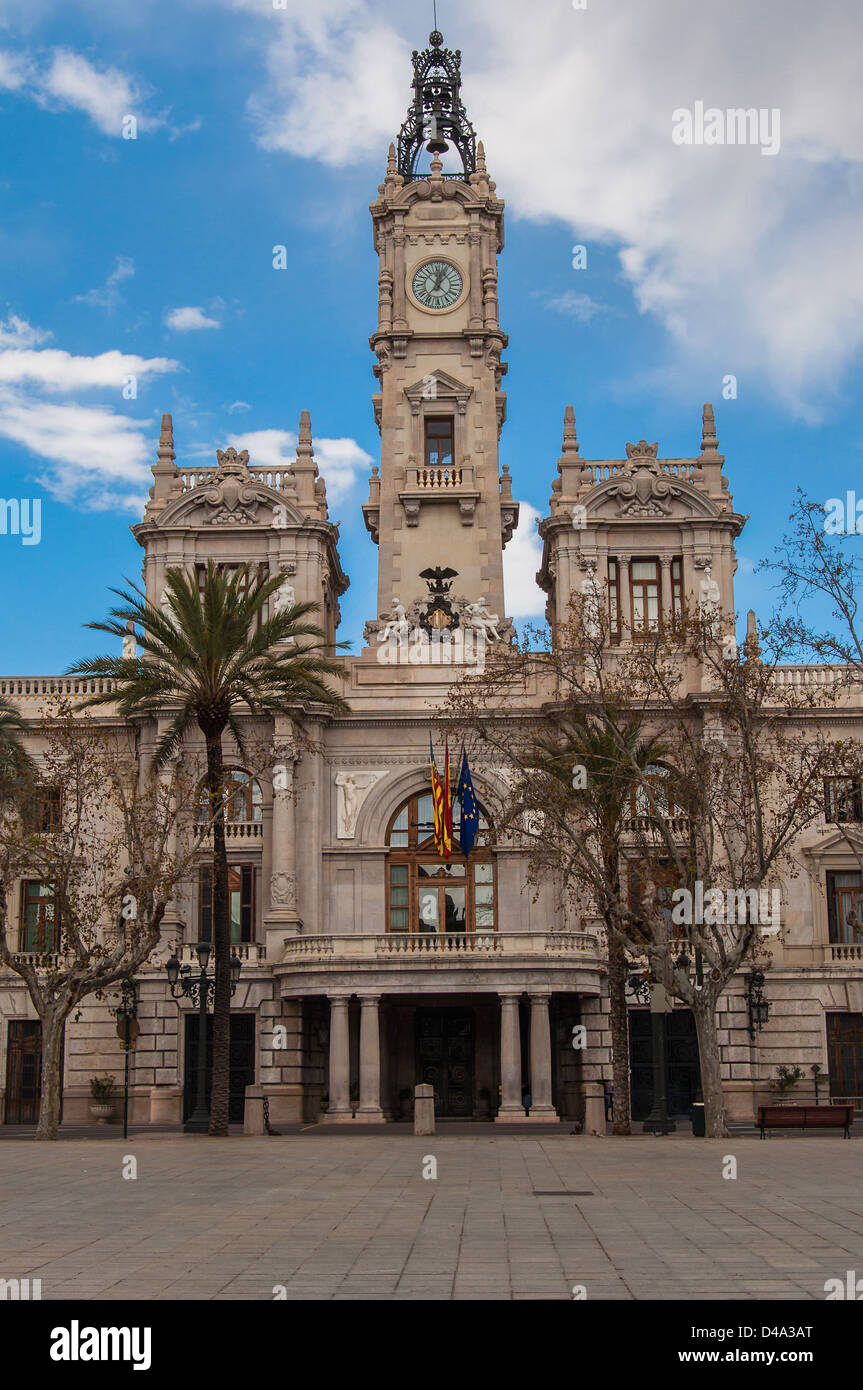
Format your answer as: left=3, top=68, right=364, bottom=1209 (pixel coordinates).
left=385, top=790, right=495, bottom=935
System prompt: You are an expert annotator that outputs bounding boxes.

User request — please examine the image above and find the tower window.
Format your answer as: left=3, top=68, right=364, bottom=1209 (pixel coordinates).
left=425, top=417, right=454, bottom=470
left=631, top=559, right=660, bottom=634
left=608, top=560, right=620, bottom=640
left=671, top=558, right=683, bottom=619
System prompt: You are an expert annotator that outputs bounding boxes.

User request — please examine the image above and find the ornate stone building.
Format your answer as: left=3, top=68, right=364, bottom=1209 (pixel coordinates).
left=2, top=30, right=862, bottom=1131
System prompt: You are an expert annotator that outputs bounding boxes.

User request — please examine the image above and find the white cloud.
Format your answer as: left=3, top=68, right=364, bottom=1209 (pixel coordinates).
left=0, top=315, right=180, bottom=510
left=539, top=290, right=606, bottom=323
left=165, top=306, right=221, bottom=331
left=39, top=49, right=147, bottom=137
left=0, top=315, right=51, bottom=349
left=0, top=395, right=153, bottom=510
left=228, top=427, right=372, bottom=503
left=223, top=0, right=863, bottom=414
left=0, top=49, right=28, bottom=91
left=503, top=500, right=546, bottom=620
left=73, top=256, right=135, bottom=313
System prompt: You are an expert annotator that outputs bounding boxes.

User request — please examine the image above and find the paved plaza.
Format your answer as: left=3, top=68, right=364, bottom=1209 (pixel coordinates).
left=0, top=1132, right=860, bottom=1301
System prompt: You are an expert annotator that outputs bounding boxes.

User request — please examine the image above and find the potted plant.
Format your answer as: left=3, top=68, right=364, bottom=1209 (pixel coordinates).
left=89, top=1074, right=116, bottom=1124
left=769, top=1064, right=805, bottom=1099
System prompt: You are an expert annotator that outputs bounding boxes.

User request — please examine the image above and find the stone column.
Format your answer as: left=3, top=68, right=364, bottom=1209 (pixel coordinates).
left=322, top=995, right=352, bottom=1123
left=495, top=993, right=526, bottom=1122
left=357, top=994, right=385, bottom=1121
left=616, top=553, right=631, bottom=637
left=527, top=993, right=559, bottom=1122
left=265, top=722, right=301, bottom=953
left=660, top=556, right=673, bottom=625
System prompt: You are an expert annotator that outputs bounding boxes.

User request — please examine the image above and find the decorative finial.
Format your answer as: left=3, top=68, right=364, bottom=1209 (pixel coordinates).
left=158, top=412, right=175, bottom=463
left=701, top=402, right=718, bottom=454
left=297, top=409, right=314, bottom=458
left=562, top=404, right=580, bottom=455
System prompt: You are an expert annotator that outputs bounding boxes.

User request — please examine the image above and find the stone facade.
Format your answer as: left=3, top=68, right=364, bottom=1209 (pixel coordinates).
left=1, top=33, right=862, bottom=1131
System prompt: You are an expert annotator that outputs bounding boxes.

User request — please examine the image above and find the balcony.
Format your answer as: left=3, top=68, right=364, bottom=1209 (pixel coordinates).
left=177, top=942, right=267, bottom=964
left=197, top=821, right=263, bottom=842
left=273, top=931, right=605, bottom=997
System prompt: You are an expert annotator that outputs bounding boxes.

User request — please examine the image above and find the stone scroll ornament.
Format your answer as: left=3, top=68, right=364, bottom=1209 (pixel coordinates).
left=335, top=771, right=387, bottom=839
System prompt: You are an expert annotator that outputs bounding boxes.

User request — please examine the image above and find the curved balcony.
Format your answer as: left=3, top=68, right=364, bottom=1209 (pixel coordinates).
left=273, top=931, right=605, bottom=997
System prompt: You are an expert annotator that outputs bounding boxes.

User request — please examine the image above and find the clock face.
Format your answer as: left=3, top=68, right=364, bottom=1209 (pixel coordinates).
left=411, top=260, right=464, bottom=310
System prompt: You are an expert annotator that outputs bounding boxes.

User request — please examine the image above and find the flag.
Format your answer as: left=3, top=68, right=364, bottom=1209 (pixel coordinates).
left=429, top=735, right=447, bottom=858
left=443, top=739, right=453, bottom=859
left=457, top=745, right=479, bottom=857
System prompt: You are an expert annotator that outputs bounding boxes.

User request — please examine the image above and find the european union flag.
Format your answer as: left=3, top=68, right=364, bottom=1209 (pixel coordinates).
left=456, top=745, right=479, bottom=857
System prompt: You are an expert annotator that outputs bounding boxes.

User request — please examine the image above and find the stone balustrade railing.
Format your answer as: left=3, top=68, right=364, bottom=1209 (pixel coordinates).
left=280, top=931, right=599, bottom=964
left=0, top=677, right=117, bottom=700
left=830, top=943, right=863, bottom=962
left=178, top=467, right=295, bottom=493
left=588, top=461, right=696, bottom=483
left=415, top=466, right=463, bottom=489
left=177, top=942, right=267, bottom=964
left=197, top=822, right=263, bottom=841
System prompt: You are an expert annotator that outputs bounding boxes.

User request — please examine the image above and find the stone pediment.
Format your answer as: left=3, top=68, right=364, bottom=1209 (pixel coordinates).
left=404, top=370, right=472, bottom=416
left=586, top=459, right=718, bottom=521
left=799, top=824, right=863, bottom=866
left=157, top=448, right=304, bottom=530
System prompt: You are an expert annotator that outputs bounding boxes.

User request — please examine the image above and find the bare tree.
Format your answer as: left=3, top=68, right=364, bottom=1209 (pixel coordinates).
left=0, top=701, right=205, bottom=1139
left=446, top=591, right=859, bottom=1136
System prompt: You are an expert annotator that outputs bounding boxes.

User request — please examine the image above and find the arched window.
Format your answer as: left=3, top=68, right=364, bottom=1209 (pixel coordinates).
left=198, top=769, right=263, bottom=824
left=386, top=791, right=495, bottom=934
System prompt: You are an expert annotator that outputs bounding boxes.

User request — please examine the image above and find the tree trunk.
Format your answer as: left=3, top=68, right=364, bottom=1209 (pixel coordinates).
left=692, top=992, right=727, bottom=1137
left=606, top=925, right=632, bottom=1134
left=205, top=733, right=231, bottom=1137
left=34, top=1005, right=70, bottom=1140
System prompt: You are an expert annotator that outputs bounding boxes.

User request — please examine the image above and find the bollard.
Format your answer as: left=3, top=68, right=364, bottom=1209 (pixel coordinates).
left=414, top=1082, right=435, bottom=1135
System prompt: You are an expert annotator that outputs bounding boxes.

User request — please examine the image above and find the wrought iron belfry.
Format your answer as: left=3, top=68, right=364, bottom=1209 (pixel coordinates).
left=397, top=30, right=477, bottom=179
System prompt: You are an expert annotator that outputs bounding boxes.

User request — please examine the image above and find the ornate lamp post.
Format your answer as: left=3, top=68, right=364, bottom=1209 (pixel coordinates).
left=745, top=969, right=770, bottom=1040
left=627, top=955, right=677, bottom=1135
left=166, top=943, right=242, bottom=1134
left=114, top=979, right=139, bottom=1141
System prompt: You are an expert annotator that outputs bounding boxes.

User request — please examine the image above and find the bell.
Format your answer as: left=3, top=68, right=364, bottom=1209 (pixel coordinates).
left=426, top=110, right=448, bottom=154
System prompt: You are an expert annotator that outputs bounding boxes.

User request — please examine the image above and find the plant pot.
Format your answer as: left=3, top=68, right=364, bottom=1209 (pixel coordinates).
left=89, top=1103, right=114, bottom=1125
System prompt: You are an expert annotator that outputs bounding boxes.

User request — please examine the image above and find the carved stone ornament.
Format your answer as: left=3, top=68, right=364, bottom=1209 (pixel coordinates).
left=605, top=441, right=683, bottom=517
left=201, top=447, right=261, bottom=525
left=335, top=771, right=386, bottom=839
left=270, top=871, right=297, bottom=908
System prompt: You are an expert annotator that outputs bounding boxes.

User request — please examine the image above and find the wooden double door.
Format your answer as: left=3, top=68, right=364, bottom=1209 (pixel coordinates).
left=5, top=1020, right=43, bottom=1124
left=415, top=1008, right=475, bottom=1117
left=629, top=1009, right=701, bottom=1120
left=827, top=1012, right=863, bottom=1100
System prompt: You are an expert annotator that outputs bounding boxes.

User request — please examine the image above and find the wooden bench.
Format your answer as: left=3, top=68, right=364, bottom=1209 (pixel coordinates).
left=758, top=1104, right=853, bottom=1138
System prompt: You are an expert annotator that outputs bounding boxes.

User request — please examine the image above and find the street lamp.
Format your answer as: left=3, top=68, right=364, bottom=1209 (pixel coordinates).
left=114, top=979, right=138, bottom=1141
left=166, top=942, right=242, bottom=1133
left=745, top=969, right=770, bottom=1040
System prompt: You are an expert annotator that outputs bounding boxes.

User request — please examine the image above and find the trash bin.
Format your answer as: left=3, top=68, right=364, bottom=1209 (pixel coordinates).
left=691, top=1090, right=706, bottom=1137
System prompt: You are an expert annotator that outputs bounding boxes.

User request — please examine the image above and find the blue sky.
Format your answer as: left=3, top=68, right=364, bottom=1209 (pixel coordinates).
left=1, top=0, right=862, bottom=671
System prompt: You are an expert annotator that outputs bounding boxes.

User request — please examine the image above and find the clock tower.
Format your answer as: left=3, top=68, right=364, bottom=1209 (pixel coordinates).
left=362, top=29, right=518, bottom=645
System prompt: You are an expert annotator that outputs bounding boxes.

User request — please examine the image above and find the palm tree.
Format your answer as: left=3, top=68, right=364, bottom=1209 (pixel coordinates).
left=68, top=561, right=349, bottom=1136
left=532, top=713, right=665, bottom=1134
left=0, top=695, right=34, bottom=794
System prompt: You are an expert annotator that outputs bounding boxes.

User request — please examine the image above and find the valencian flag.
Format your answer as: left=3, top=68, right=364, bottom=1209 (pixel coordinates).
left=429, top=735, right=451, bottom=859
left=456, top=745, right=479, bottom=857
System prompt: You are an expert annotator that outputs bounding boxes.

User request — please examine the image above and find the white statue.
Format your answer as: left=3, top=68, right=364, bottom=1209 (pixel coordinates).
left=465, top=597, right=501, bottom=642
left=335, top=771, right=386, bottom=838
left=122, top=622, right=137, bottom=660
left=698, top=563, right=721, bottom=633
left=580, top=574, right=601, bottom=641
left=273, top=578, right=295, bottom=616
left=159, top=588, right=173, bottom=624
left=377, top=598, right=410, bottom=644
